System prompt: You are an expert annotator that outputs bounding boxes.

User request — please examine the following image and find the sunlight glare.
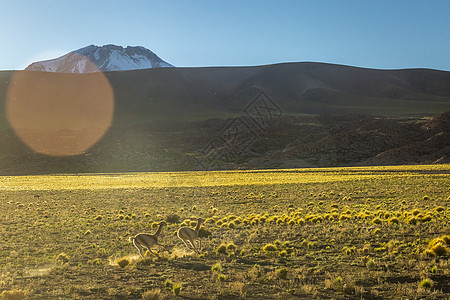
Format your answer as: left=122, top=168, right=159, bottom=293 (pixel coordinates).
left=6, top=56, right=114, bottom=156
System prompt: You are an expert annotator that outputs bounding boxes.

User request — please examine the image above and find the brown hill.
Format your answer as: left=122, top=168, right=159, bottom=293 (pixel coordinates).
left=1, top=62, right=450, bottom=174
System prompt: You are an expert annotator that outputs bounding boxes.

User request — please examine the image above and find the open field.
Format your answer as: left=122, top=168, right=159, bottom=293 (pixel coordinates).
left=1, top=165, right=449, bottom=299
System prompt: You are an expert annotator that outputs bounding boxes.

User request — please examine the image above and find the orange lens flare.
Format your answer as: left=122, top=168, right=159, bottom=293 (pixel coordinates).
left=6, top=61, right=114, bottom=156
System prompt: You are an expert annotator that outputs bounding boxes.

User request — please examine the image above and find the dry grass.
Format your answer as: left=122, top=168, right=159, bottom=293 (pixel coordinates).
left=0, top=165, right=449, bottom=299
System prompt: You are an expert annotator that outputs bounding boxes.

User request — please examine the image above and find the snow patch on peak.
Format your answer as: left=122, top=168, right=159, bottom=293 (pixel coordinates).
left=25, top=44, right=174, bottom=73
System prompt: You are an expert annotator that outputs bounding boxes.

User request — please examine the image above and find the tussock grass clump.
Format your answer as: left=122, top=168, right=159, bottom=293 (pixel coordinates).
left=428, top=235, right=449, bottom=256
left=215, top=244, right=227, bottom=254
left=419, top=278, right=434, bottom=289
left=142, top=288, right=163, bottom=300
left=342, top=246, right=356, bottom=255
left=1, top=289, right=29, bottom=300
left=407, top=217, right=418, bottom=225
left=116, top=257, right=130, bottom=268
left=388, top=217, right=399, bottom=224
left=329, top=276, right=344, bottom=291
left=434, top=206, right=445, bottom=213
left=420, top=215, right=432, bottom=222
left=339, top=214, right=351, bottom=221
left=275, top=267, right=288, bottom=279
left=372, top=217, right=383, bottom=225
left=411, top=209, right=421, bottom=216
left=172, top=283, right=182, bottom=296
left=150, top=221, right=160, bottom=228
left=263, top=243, right=277, bottom=252
left=211, top=262, right=222, bottom=272
left=56, top=252, right=69, bottom=264
left=165, top=213, right=181, bottom=224
left=226, top=242, right=237, bottom=253
left=297, top=218, right=305, bottom=225
left=217, top=274, right=226, bottom=282
left=164, top=279, right=173, bottom=288
left=366, top=258, right=376, bottom=270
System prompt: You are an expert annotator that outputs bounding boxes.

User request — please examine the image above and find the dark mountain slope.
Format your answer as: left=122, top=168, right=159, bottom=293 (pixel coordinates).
left=1, top=62, right=450, bottom=174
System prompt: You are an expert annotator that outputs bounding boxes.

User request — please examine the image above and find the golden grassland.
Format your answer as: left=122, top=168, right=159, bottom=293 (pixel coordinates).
left=1, top=164, right=449, bottom=191
left=0, top=165, right=449, bottom=299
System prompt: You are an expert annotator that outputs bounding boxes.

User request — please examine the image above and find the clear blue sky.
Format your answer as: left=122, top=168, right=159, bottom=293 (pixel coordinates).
left=1, top=0, right=450, bottom=71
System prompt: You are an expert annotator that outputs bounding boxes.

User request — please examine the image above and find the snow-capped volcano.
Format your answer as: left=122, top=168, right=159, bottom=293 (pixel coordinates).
left=25, top=44, right=174, bottom=73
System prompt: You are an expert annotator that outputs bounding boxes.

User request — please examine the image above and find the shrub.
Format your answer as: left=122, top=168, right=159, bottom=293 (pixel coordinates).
left=116, top=257, right=130, bottom=268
